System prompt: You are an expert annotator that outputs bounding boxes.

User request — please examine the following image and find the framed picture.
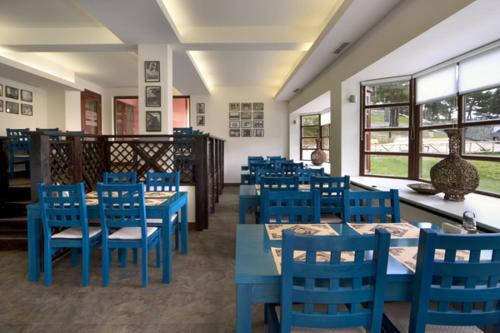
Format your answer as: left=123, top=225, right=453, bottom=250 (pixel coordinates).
left=6, top=101, right=19, bottom=114
left=241, top=103, right=252, bottom=111
left=240, top=111, right=252, bottom=119
left=21, top=90, right=33, bottom=102
left=241, top=120, right=253, bottom=128
left=229, top=111, right=240, bottom=120
left=253, top=102, right=264, bottom=111
left=196, top=115, right=205, bottom=126
left=229, top=103, right=240, bottom=111
left=197, top=103, right=205, bottom=114
left=21, top=104, right=33, bottom=116
left=253, top=111, right=264, bottom=120
left=6, top=86, right=18, bottom=99
left=0, top=84, right=3, bottom=97
left=242, top=129, right=252, bottom=137
left=0, top=100, right=3, bottom=112
left=144, top=61, right=160, bottom=82
left=229, top=129, right=240, bottom=137
left=229, top=120, right=240, bottom=128
left=145, top=86, right=161, bottom=107
left=254, top=129, right=264, bottom=137
left=146, top=111, right=161, bottom=132
left=253, top=120, right=264, bottom=128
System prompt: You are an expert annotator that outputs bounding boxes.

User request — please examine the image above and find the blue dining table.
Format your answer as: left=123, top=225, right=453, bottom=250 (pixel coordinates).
left=27, top=191, right=188, bottom=284
left=234, top=223, right=438, bottom=333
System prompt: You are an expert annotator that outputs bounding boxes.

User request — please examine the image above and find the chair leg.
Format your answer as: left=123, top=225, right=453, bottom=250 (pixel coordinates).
left=133, top=249, right=138, bottom=264
left=43, top=243, right=52, bottom=287
left=71, top=248, right=79, bottom=267
left=141, top=245, right=148, bottom=288
left=175, top=223, right=180, bottom=251
left=82, top=246, right=90, bottom=287
left=156, top=243, right=161, bottom=268
left=102, top=245, right=110, bottom=287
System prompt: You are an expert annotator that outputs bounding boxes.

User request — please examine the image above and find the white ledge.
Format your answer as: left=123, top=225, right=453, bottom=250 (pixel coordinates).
left=351, top=176, right=500, bottom=233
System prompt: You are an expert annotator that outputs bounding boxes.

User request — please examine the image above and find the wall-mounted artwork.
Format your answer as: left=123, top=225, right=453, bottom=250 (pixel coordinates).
left=240, top=111, right=252, bottom=119
left=254, top=129, right=264, bottom=137
left=253, top=111, right=264, bottom=120
left=5, top=86, right=18, bottom=99
left=0, top=84, right=3, bottom=97
left=242, top=129, right=252, bottom=137
left=229, top=111, right=240, bottom=120
left=21, top=104, right=33, bottom=116
left=6, top=101, right=19, bottom=114
left=145, top=86, right=161, bottom=107
left=145, top=61, right=160, bottom=82
left=0, top=100, right=3, bottom=112
left=253, top=102, right=264, bottom=111
left=196, top=115, right=205, bottom=126
left=253, top=120, right=264, bottom=128
left=197, top=102, right=205, bottom=114
left=241, top=103, right=252, bottom=111
left=146, top=111, right=161, bottom=132
left=241, top=120, right=253, bottom=128
left=229, top=129, right=240, bottom=137
left=229, top=103, right=240, bottom=111
left=21, top=90, right=33, bottom=102
left=229, top=120, right=240, bottom=128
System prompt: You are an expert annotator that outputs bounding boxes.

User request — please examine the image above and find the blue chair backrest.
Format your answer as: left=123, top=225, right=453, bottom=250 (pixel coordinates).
left=173, top=127, right=193, bottom=135
left=260, top=189, right=320, bottom=224
left=38, top=183, right=88, bottom=236
left=248, top=156, right=264, bottom=164
left=102, top=172, right=137, bottom=184
left=410, top=228, right=500, bottom=332
left=279, top=161, right=304, bottom=174
left=267, top=156, right=285, bottom=161
left=296, top=168, right=325, bottom=184
left=146, top=171, right=179, bottom=192
left=280, top=228, right=390, bottom=332
left=310, top=175, right=350, bottom=215
left=259, top=176, right=299, bottom=192
left=255, top=168, right=286, bottom=184
left=7, top=128, right=31, bottom=153
left=249, top=161, right=273, bottom=175
left=342, top=189, right=400, bottom=223
left=97, top=183, right=147, bottom=231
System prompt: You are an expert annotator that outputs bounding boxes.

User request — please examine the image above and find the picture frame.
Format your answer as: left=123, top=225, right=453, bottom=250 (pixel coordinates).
left=196, top=102, right=205, bottom=114
left=21, top=89, right=33, bottom=102
left=6, top=86, right=18, bottom=100
left=254, top=129, right=264, bottom=137
left=240, top=111, right=252, bottom=119
left=145, top=86, right=161, bottom=107
left=146, top=111, right=161, bottom=132
left=229, top=120, right=240, bottom=128
left=229, top=111, right=240, bottom=120
left=241, top=103, right=252, bottom=111
left=229, top=129, right=240, bottom=137
left=241, top=120, right=253, bottom=128
left=196, top=115, right=205, bottom=126
left=253, top=102, right=264, bottom=111
left=6, top=101, right=19, bottom=114
left=253, top=111, right=264, bottom=120
left=229, top=103, right=240, bottom=111
left=0, top=84, right=3, bottom=97
left=253, top=120, right=264, bottom=128
left=0, top=100, right=3, bottom=112
left=21, top=104, right=33, bottom=116
left=242, top=129, right=252, bottom=137
left=144, top=61, right=160, bottom=82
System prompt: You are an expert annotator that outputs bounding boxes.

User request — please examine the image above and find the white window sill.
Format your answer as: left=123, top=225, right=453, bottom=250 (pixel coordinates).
left=351, top=176, right=500, bottom=233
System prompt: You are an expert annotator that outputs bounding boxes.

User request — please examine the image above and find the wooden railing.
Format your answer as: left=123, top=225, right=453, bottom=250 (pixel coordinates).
left=27, top=132, right=225, bottom=231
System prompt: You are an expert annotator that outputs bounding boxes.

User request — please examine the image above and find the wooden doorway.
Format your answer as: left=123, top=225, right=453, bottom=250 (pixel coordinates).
left=81, top=89, right=102, bottom=134
left=114, top=96, right=139, bottom=135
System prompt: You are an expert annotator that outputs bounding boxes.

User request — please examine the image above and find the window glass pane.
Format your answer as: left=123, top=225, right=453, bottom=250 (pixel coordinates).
left=301, top=115, right=319, bottom=126
left=321, top=137, right=329, bottom=150
left=365, top=106, right=409, bottom=128
left=324, top=150, right=330, bottom=163
left=302, top=126, right=320, bottom=137
left=464, top=87, right=500, bottom=122
left=419, top=156, right=443, bottom=180
left=321, top=124, right=330, bottom=137
left=365, top=81, right=409, bottom=105
left=463, top=125, right=500, bottom=157
left=301, top=138, right=317, bottom=149
left=468, top=160, right=500, bottom=194
left=364, top=155, right=408, bottom=177
left=420, top=129, right=450, bottom=154
left=364, top=131, right=409, bottom=152
left=302, top=150, right=314, bottom=161
left=420, top=97, right=458, bottom=126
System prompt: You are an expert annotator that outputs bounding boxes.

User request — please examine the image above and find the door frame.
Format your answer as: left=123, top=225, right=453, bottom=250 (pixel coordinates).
left=113, top=96, right=138, bottom=135
left=81, top=89, right=102, bottom=134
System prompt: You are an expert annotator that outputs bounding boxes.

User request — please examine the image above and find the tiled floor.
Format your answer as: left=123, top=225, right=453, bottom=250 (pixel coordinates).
left=0, top=186, right=266, bottom=333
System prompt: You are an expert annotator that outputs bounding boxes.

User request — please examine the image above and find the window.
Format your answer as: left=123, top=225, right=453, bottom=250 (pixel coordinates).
left=321, top=124, right=330, bottom=163
left=300, top=115, right=320, bottom=161
left=173, top=96, right=190, bottom=128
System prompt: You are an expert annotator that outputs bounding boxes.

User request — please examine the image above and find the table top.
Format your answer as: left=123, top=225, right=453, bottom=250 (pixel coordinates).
left=235, top=223, right=437, bottom=284
left=86, top=190, right=176, bottom=199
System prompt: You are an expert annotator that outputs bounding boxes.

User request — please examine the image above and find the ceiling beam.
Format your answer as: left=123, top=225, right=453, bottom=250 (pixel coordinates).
left=0, top=27, right=121, bottom=45
left=4, top=44, right=137, bottom=53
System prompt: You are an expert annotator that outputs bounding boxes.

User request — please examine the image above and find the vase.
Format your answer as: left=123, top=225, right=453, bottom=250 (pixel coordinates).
left=310, top=138, right=326, bottom=166
left=430, top=128, right=479, bottom=201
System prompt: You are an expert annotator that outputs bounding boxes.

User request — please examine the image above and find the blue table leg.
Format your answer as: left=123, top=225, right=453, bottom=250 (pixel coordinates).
left=236, top=284, right=253, bottom=333
left=162, top=209, right=172, bottom=283
left=27, top=211, right=40, bottom=281
left=239, top=198, right=248, bottom=224
left=181, top=201, right=188, bottom=255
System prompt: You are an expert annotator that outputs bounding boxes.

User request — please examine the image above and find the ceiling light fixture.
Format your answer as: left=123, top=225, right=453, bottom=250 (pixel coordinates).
left=333, top=42, right=350, bottom=55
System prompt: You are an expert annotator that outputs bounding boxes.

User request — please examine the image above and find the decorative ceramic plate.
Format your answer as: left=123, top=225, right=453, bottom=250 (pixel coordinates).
left=407, top=183, right=440, bottom=195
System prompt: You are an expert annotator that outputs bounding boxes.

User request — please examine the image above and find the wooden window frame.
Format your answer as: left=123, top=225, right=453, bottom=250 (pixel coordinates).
left=300, top=114, right=321, bottom=161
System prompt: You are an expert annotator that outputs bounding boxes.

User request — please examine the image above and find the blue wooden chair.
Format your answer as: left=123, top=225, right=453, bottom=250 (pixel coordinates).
left=260, top=189, right=320, bottom=224
left=267, top=156, right=285, bottom=161
left=97, top=183, right=161, bottom=288
left=145, top=171, right=182, bottom=251
left=296, top=168, right=325, bottom=184
left=279, top=161, right=304, bottom=175
left=384, top=228, right=500, bottom=333
left=7, top=128, right=31, bottom=178
left=102, top=171, right=137, bottom=184
left=38, top=183, right=101, bottom=287
left=256, top=169, right=287, bottom=185
left=248, top=156, right=264, bottom=164
left=259, top=176, right=299, bottom=192
left=268, top=228, right=390, bottom=332
left=342, top=189, right=400, bottom=223
left=310, top=175, right=350, bottom=223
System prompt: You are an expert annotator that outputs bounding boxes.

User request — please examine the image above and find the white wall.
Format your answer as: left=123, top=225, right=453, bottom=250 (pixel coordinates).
left=190, top=86, right=289, bottom=183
